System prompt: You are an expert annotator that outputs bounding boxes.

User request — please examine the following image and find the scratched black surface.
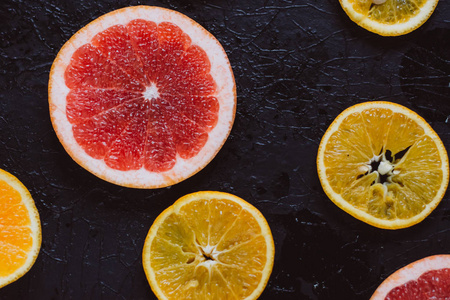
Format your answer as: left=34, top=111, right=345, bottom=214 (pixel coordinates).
left=0, top=0, right=449, bottom=299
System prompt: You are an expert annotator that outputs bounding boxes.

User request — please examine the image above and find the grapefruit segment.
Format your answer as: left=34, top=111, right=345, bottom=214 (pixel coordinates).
left=91, top=25, right=148, bottom=84
left=103, top=101, right=150, bottom=171
left=163, top=95, right=219, bottom=131
left=49, top=6, right=236, bottom=188
left=72, top=98, right=144, bottom=159
left=65, top=44, right=144, bottom=91
left=126, top=20, right=159, bottom=82
left=160, top=45, right=216, bottom=96
left=155, top=22, right=191, bottom=82
left=160, top=99, right=208, bottom=159
left=143, top=104, right=177, bottom=172
left=66, top=89, right=142, bottom=123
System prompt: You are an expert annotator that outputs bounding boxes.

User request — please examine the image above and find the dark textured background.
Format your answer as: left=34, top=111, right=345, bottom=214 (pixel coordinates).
left=0, top=0, right=449, bottom=299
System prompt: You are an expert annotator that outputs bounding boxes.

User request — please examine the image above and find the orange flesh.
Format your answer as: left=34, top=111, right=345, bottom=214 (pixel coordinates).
left=348, top=0, right=426, bottom=24
left=0, top=180, right=32, bottom=277
left=149, top=199, right=269, bottom=299
left=323, top=107, right=444, bottom=220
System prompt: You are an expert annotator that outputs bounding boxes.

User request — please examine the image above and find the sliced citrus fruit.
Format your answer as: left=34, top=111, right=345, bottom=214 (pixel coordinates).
left=0, top=169, right=41, bottom=288
left=371, top=255, right=450, bottom=299
left=49, top=6, right=236, bottom=188
left=317, top=101, right=449, bottom=229
left=339, top=0, right=439, bottom=36
left=142, top=191, right=275, bottom=300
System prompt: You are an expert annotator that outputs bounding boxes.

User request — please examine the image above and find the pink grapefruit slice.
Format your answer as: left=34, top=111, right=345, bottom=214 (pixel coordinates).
left=49, top=6, right=236, bottom=188
left=371, top=255, right=450, bottom=299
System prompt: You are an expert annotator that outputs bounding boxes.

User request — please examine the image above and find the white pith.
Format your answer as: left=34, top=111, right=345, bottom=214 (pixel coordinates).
left=362, top=153, right=397, bottom=184
left=49, top=6, right=236, bottom=188
left=143, top=83, right=159, bottom=101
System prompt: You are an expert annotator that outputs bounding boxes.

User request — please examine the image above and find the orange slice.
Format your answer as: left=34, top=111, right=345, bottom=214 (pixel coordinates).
left=370, top=255, right=450, bottom=299
left=49, top=6, right=236, bottom=188
left=0, top=169, right=41, bottom=288
left=317, top=101, right=449, bottom=229
left=339, top=0, right=439, bottom=36
left=142, top=191, right=275, bottom=300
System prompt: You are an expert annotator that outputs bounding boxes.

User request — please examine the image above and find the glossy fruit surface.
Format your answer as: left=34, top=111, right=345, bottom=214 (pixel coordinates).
left=142, top=191, right=275, bottom=300
left=317, top=101, right=449, bottom=229
left=49, top=6, right=236, bottom=188
left=370, top=255, right=450, bottom=299
left=339, top=0, right=439, bottom=36
left=0, top=169, right=41, bottom=288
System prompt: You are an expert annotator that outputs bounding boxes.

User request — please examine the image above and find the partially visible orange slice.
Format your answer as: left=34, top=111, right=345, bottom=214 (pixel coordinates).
left=339, top=0, right=439, bottom=36
left=49, top=6, right=236, bottom=188
left=142, top=191, right=275, bottom=300
left=0, top=169, right=41, bottom=288
left=317, top=101, right=449, bottom=229
left=370, top=255, right=450, bottom=299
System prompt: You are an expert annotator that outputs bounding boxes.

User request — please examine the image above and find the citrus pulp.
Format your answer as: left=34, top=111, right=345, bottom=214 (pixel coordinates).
left=0, top=169, right=41, bottom=288
left=49, top=6, right=236, bottom=188
left=370, top=255, right=450, bottom=299
left=142, top=191, right=275, bottom=300
left=339, top=0, right=439, bottom=36
left=317, top=101, right=449, bottom=229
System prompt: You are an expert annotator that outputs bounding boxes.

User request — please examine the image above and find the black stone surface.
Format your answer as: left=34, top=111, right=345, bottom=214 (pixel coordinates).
left=0, top=0, right=449, bottom=299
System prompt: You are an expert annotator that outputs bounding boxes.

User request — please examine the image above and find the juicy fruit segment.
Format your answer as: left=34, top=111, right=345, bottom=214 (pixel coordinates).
left=347, top=0, right=425, bottom=23
left=318, top=102, right=449, bottom=229
left=49, top=6, right=236, bottom=188
left=324, top=109, right=441, bottom=217
left=340, top=0, right=439, bottom=36
left=386, top=268, right=450, bottom=299
left=368, top=0, right=425, bottom=24
left=65, top=20, right=219, bottom=173
left=370, top=255, right=450, bottom=300
left=143, top=192, right=274, bottom=300
left=0, top=181, right=32, bottom=276
left=0, top=169, right=41, bottom=288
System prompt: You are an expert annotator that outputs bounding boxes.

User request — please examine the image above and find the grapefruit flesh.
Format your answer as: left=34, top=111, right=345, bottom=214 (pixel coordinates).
left=66, top=22, right=217, bottom=171
left=386, top=268, right=450, bottom=299
left=49, top=6, right=236, bottom=188
left=371, top=255, right=450, bottom=300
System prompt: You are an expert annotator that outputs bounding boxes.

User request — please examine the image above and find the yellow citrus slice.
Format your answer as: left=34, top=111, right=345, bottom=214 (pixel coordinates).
left=142, top=191, right=275, bottom=300
left=339, top=0, right=439, bottom=36
left=49, top=6, right=236, bottom=188
left=0, top=169, right=41, bottom=288
left=317, top=101, right=449, bottom=229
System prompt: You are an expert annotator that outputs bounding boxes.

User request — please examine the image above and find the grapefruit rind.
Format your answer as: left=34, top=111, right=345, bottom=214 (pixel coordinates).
left=142, top=191, right=275, bottom=300
left=49, top=6, right=236, bottom=188
left=0, top=169, right=41, bottom=289
left=339, top=0, right=439, bottom=36
left=370, top=255, right=450, bottom=299
left=317, top=101, right=449, bottom=229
